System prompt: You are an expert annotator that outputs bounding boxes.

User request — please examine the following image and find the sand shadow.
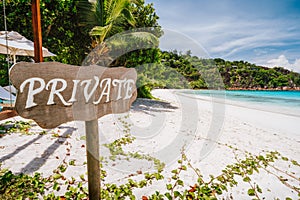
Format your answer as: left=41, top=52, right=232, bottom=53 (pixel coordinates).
left=0, top=134, right=45, bottom=163
left=20, top=126, right=76, bottom=174
left=131, top=98, right=178, bottom=116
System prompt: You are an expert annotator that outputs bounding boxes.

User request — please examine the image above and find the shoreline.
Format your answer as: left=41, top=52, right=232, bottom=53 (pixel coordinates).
left=0, top=89, right=299, bottom=199
left=177, top=89, right=300, bottom=118
left=188, top=87, right=300, bottom=91
left=226, top=87, right=300, bottom=91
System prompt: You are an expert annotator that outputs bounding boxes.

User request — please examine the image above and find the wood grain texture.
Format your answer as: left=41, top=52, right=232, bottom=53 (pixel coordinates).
left=0, top=110, right=18, bottom=121
left=10, top=62, right=137, bottom=129
left=31, top=0, right=43, bottom=62
left=85, top=119, right=100, bottom=200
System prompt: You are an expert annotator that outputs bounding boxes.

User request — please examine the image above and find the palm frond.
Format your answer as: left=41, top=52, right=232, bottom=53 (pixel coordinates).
left=94, top=0, right=105, bottom=26
left=78, top=0, right=103, bottom=26
left=106, top=31, right=159, bottom=51
left=122, top=7, right=135, bottom=26
left=104, top=0, right=114, bottom=21
left=130, top=32, right=159, bottom=46
left=90, top=25, right=111, bottom=36
left=107, top=0, right=135, bottom=24
left=79, top=0, right=137, bottom=42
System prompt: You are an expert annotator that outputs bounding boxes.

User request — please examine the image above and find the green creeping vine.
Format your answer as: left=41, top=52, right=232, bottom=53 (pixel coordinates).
left=0, top=120, right=47, bottom=136
left=103, top=115, right=165, bottom=172
left=0, top=169, right=47, bottom=199
left=0, top=119, right=299, bottom=199
left=1, top=149, right=298, bottom=199
left=155, top=150, right=300, bottom=200
left=0, top=120, right=33, bottom=136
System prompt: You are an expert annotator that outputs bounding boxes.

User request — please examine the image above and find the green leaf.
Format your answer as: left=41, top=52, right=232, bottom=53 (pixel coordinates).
left=181, top=165, right=187, bottom=170
left=58, top=164, right=67, bottom=173
left=281, top=156, right=288, bottom=161
left=166, top=184, right=172, bottom=190
left=154, top=173, right=163, bottom=180
left=53, top=182, right=60, bottom=191
left=164, top=192, right=172, bottom=200
left=257, top=155, right=265, bottom=161
left=69, top=160, right=75, bottom=166
left=291, top=160, right=300, bottom=166
left=256, top=185, right=262, bottom=193
left=52, top=173, right=62, bottom=180
left=177, top=180, right=184, bottom=186
left=243, top=176, right=251, bottom=182
left=247, top=188, right=255, bottom=196
left=90, top=25, right=110, bottom=36
left=174, top=191, right=181, bottom=198
left=220, top=184, right=227, bottom=191
left=80, top=174, right=85, bottom=181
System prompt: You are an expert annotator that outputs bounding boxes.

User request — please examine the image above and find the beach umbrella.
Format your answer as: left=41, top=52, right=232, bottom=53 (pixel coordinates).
left=3, top=85, right=17, bottom=95
left=0, top=85, right=15, bottom=102
left=0, top=31, right=56, bottom=63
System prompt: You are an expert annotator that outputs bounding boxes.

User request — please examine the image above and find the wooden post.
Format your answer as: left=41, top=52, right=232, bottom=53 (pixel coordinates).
left=85, top=120, right=100, bottom=199
left=31, top=0, right=43, bottom=62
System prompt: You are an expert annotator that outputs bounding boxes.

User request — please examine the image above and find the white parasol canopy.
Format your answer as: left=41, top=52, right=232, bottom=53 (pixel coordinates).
left=0, top=85, right=15, bottom=102
left=0, top=31, right=56, bottom=63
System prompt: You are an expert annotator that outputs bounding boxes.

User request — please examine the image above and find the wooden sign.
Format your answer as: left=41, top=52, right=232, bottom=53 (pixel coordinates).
left=10, top=62, right=137, bottom=129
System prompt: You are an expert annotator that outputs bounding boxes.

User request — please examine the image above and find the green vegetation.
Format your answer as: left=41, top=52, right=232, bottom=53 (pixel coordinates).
left=0, top=120, right=299, bottom=199
left=0, top=120, right=32, bottom=136
left=1, top=0, right=299, bottom=94
left=0, top=0, right=163, bottom=98
left=0, top=0, right=299, bottom=199
left=215, top=58, right=300, bottom=90
left=0, top=0, right=91, bottom=65
left=159, top=51, right=300, bottom=90
left=0, top=170, right=47, bottom=199
left=0, top=120, right=48, bottom=136
left=0, top=0, right=160, bottom=67
left=78, top=0, right=136, bottom=44
left=0, top=57, right=9, bottom=86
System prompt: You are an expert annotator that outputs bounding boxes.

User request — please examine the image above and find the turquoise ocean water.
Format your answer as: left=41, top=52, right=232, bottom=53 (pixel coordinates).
left=182, top=90, right=300, bottom=116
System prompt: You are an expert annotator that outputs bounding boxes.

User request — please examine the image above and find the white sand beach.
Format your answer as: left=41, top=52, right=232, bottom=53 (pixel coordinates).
left=0, top=89, right=299, bottom=199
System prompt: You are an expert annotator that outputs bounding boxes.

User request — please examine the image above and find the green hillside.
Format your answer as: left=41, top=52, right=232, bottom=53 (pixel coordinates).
left=160, top=51, right=300, bottom=90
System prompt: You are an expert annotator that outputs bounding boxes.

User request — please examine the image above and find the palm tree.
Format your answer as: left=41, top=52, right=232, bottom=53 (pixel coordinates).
left=79, top=0, right=136, bottom=44
left=79, top=0, right=159, bottom=66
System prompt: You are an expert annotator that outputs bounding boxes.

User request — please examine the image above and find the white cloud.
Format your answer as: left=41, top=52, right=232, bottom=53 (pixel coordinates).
left=159, top=16, right=299, bottom=60
left=293, top=59, right=300, bottom=72
left=267, top=55, right=290, bottom=66
left=195, top=19, right=298, bottom=58
left=149, top=0, right=300, bottom=67
left=266, top=55, right=300, bottom=73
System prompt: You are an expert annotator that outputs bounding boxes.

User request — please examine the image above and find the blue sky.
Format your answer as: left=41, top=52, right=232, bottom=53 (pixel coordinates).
left=145, top=0, right=300, bottom=72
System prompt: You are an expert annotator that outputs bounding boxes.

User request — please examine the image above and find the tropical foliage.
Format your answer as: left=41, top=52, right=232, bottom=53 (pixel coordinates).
left=0, top=0, right=162, bottom=97
left=0, top=0, right=299, bottom=92
left=0, top=0, right=91, bottom=65
left=0, top=57, right=9, bottom=86
left=215, top=58, right=300, bottom=89
left=78, top=0, right=136, bottom=44
left=159, top=51, right=300, bottom=90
